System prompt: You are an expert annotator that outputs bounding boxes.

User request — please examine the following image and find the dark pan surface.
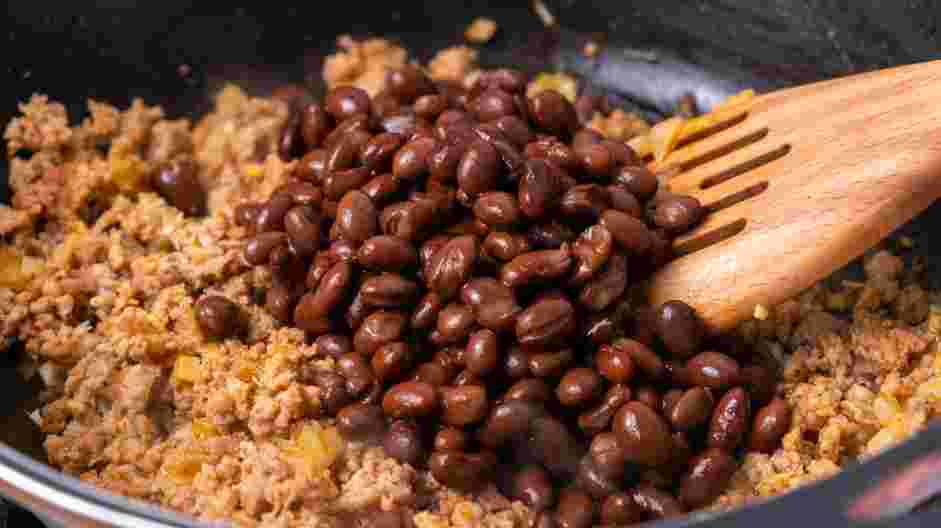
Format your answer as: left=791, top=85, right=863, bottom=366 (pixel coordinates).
left=2, top=2, right=941, bottom=526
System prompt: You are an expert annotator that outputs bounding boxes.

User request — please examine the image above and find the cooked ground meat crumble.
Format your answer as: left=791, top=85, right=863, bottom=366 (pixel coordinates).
left=2, top=36, right=941, bottom=528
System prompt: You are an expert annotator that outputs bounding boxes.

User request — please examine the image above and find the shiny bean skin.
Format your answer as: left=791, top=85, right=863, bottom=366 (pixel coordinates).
left=615, top=164, right=659, bottom=201
left=669, top=387, right=715, bottom=430
left=576, top=456, right=622, bottom=499
left=749, top=398, right=791, bottom=453
left=426, top=235, right=478, bottom=300
left=616, top=338, right=666, bottom=381
left=457, top=140, right=501, bottom=200
left=512, top=465, right=555, bottom=511
left=679, top=448, right=737, bottom=508
left=500, top=247, right=572, bottom=288
left=518, top=159, right=562, bottom=219
left=429, top=450, right=496, bottom=491
left=556, top=368, right=603, bottom=408
left=686, top=351, right=741, bottom=389
left=434, top=427, right=468, bottom=452
left=336, top=190, right=378, bottom=244
left=359, top=274, right=419, bottom=308
left=601, top=493, right=643, bottom=525
left=336, top=403, right=385, bottom=440
left=372, top=342, right=414, bottom=382
left=612, top=401, right=673, bottom=466
left=473, top=192, right=521, bottom=227
left=293, top=261, right=353, bottom=329
left=631, top=486, right=685, bottom=519
left=436, top=303, right=477, bottom=344
left=655, top=300, right=705, bottom=359
left=382, top=381, right=439, bottom=418
left=606, top=184, right=643, bottom=219
left=411, top=292, right=443, bottom=330
left=528, top=348, right=574, bottom=378
left=655, top=195, right=705, bottom=235
left=516, top=298, right=577, bottom=347
left=354, top=310, right=408, bottom=357
left=599, top=209, right=652, bottom=255
left=478, top=400, right=542, bottom=448
left=284, top=205, right=321, bottom=257
left=504, top=378, right=552, bottom=404
left=708, top=387, right=751, bottom=451
left=578, top=252, right=628, bottom=312
left=588, top=432, right=627, bottom=479
left=465, top=329, right=500, bottom=375
left=357, top=236, right=418, bottom=271
left=383, top=419, right=426, bottom=465
left=440, top=385, right=488, bottom=426
left=578, top=384, right=632, bottom=436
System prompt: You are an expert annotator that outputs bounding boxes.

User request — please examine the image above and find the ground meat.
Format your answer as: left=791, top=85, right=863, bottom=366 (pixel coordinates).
left=322, top=36, right=409, bottom=96
left=715, top=245, right=941, bottom=509
left=4, top=95, right=73, bottom=154
left=427, top=46, right=479, bottom=83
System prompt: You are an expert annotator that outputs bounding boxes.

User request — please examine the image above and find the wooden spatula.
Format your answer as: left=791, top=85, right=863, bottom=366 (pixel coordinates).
left=647, top=60, right=941, bottom=333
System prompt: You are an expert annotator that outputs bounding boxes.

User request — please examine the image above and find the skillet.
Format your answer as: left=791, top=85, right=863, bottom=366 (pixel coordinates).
left=3, top=2, right=941, bottom=526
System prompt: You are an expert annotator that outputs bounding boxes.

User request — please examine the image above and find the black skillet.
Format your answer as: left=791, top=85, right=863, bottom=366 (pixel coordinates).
left=2, top=1, right=941, bottom=526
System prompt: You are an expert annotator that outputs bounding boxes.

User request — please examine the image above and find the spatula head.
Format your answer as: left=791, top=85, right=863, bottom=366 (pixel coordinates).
left=649, top=60, right=941, bottom=333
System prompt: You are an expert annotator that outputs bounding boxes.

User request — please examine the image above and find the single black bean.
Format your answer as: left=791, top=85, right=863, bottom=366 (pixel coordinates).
left=578, top=252, right=628, bottom=312
left=655, top=195, right=705, bottom=235
left=354, top=310, right=407, bottom=357
left=425, top=235, right=478, bottom=300
left=325, top=86, right=371, bottom=120
left=556, top=367, right=603, bottom=407
left=528, top=91, right=578, bottom=137
left=708, top=387, right=751, bottom=451
left=428, top=450, right=496, bottom=490
left=615, top=164, right=658, bottom=201
left=749, top=398, right=790, bottom=453
left=654, top=300, right=705, bottom=359
left=371, top=342, right=414, bottom=382
left=465, top=329, right=500, bottom=375
left=600, top=209, right=652, bottom=255
left=382, top=381, right=439, bottom=418
left=336, top=403, right=385, bottom=440
left=383, top=419, right=426, bottom=465
left=687, top=351, right=741, bottom=389
left=679, top=448, right=737, bottom=508
left=316, top=334, right=352, bottom=359
left=195, top=296, right=243, bottom=339
left=670, top=387, right=715, bottom=430
left=441, top=385, right=488, bottom=426
left=613, top=401, right=673, bottom=466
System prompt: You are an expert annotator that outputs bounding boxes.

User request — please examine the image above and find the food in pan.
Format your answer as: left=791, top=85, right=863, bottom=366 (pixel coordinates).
left=2, top=32, right=940, bottom=528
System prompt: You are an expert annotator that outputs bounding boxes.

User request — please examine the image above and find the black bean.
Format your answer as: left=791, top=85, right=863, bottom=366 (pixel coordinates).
left=383, top=419, right=426, bottom=465
left=195, top=296, right=243, bottom=340
left=612, top=401, right=673, bottom=466
left=325, top=86, right=371, bottom=120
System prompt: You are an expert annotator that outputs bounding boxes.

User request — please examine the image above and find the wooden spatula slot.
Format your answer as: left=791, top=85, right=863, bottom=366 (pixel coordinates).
left=672, top=127, right=769, bottom=174
left=675, top=110, right=749, bottom=148
left=705, top=180, right=769, bottom=212
left=699, top=144, right=790, bottom=189
left=673, top=217, right=747, bottom=256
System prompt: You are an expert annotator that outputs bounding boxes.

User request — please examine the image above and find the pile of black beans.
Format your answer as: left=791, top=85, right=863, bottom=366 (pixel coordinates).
left=217, top=65, right=791, bottom=527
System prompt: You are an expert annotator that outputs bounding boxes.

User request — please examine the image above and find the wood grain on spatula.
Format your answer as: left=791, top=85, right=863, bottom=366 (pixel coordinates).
left=648, top=60, right=941, bottom=333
